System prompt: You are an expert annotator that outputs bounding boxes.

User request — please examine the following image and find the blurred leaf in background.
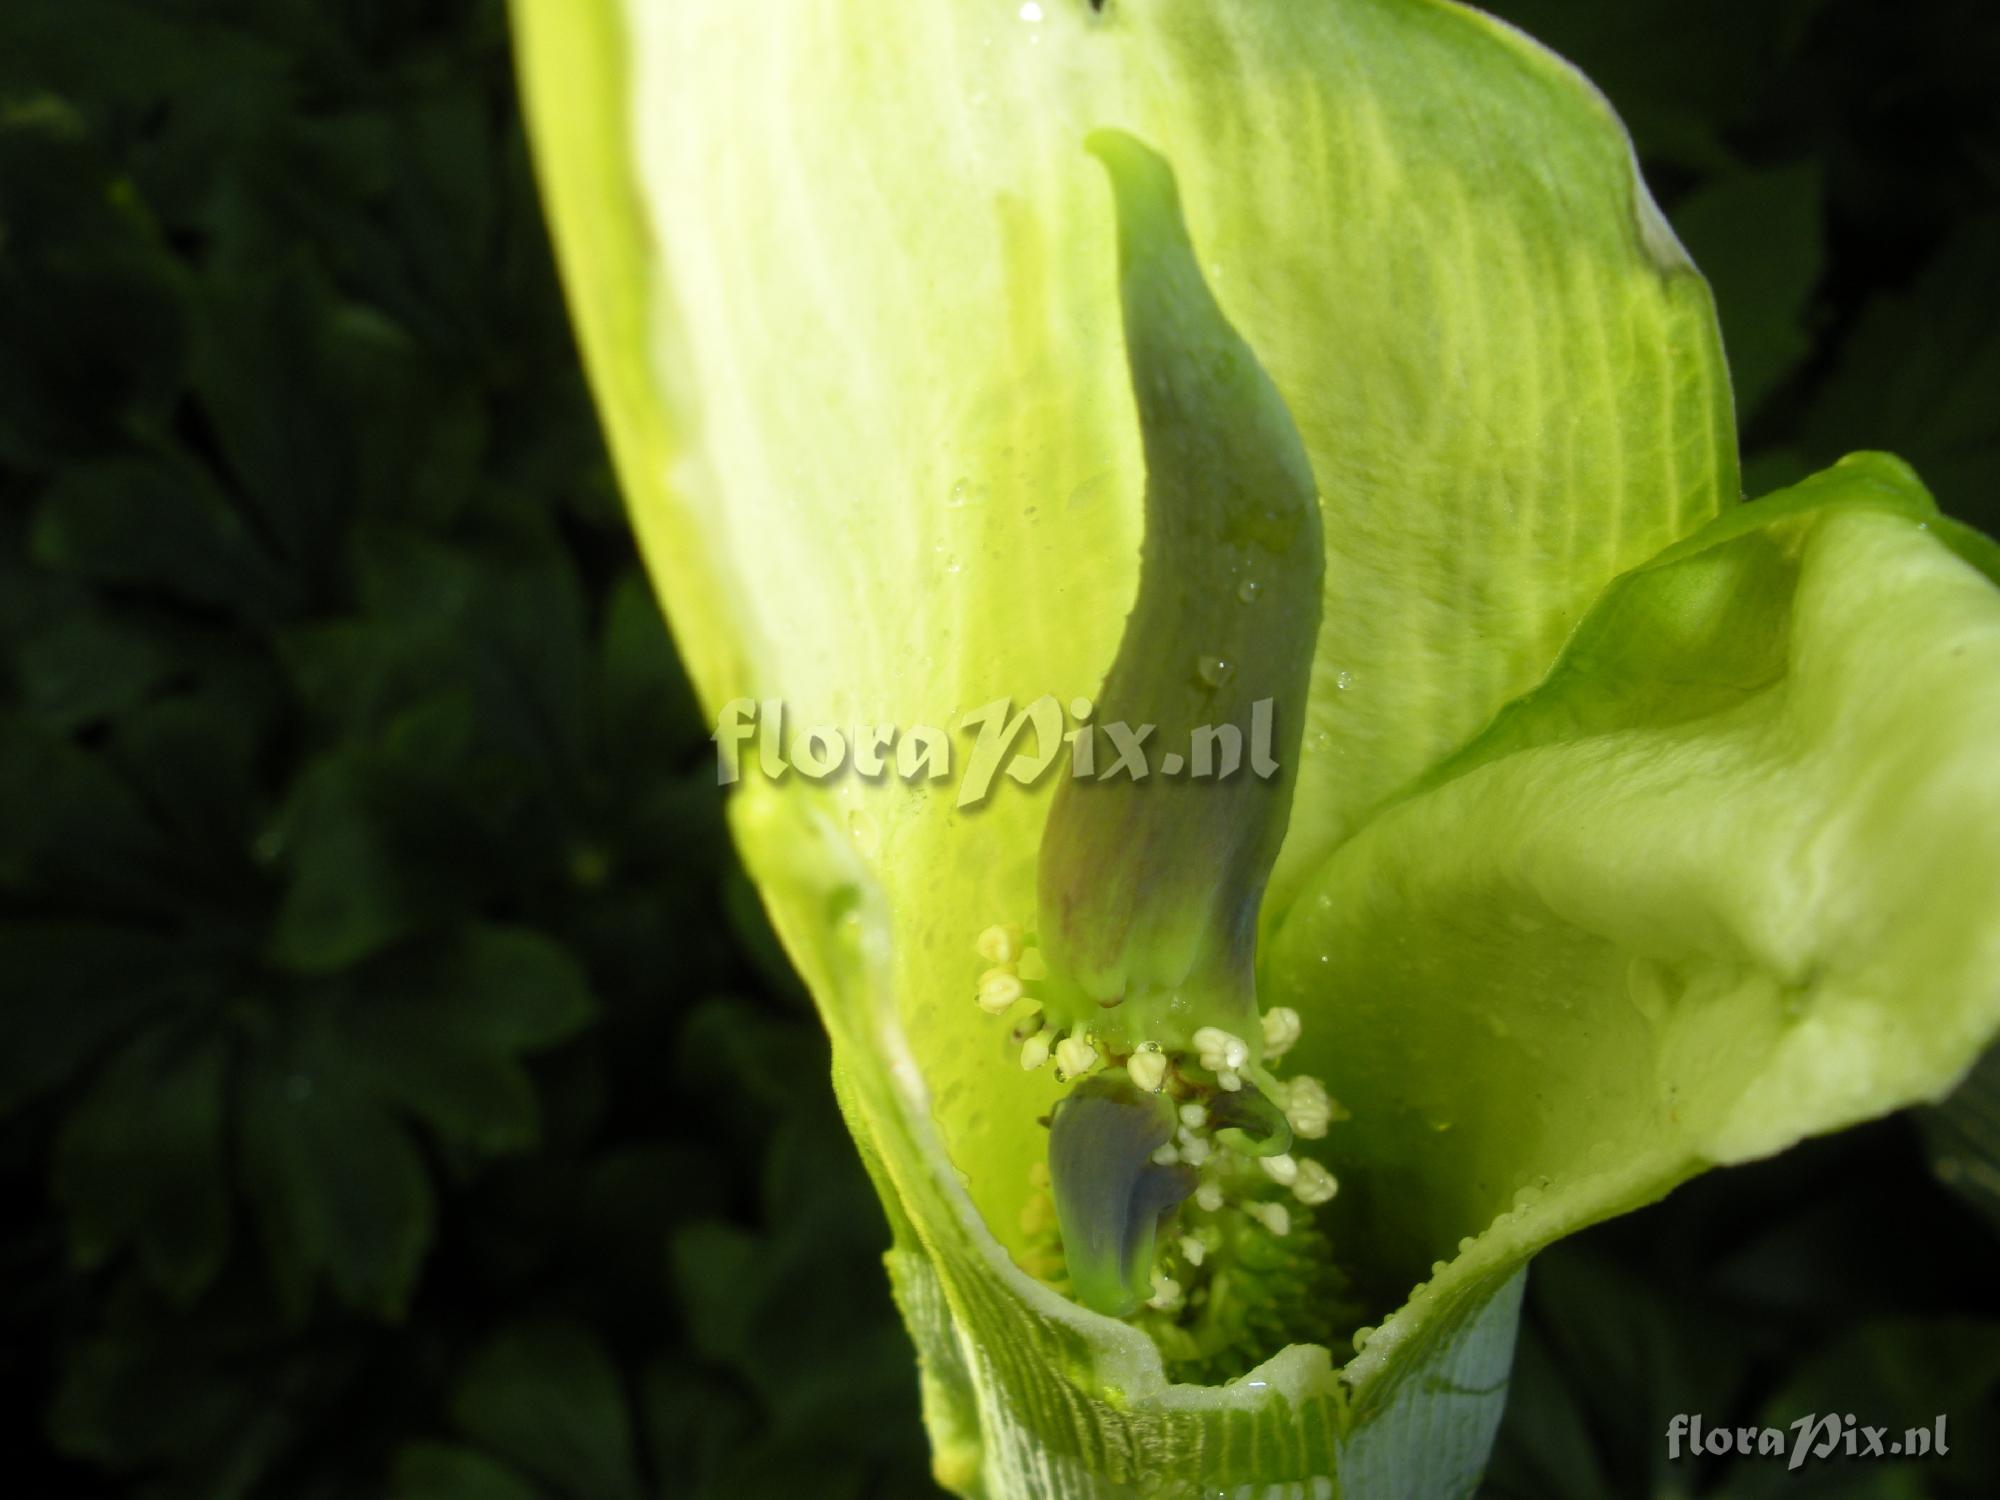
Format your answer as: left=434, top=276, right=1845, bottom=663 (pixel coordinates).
left=0, top=1, right=929, bottom=1496
left=0, top=0, right=1994, bottom=1497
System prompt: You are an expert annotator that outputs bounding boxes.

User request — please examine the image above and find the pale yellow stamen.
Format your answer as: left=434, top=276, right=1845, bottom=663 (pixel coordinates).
left=1126, top=1043, right=1168, bottom=1093
left=1292, top=1157, right=1339, bottom=1205
left=1019, top=1034, right=1051, bottom=1070
left=1260, top=1006, right=1302, bottom=1057
left=977, top=968, right=1024, bottom=1015
left=1054, top=1032, right=1099, bottom=1078
left=1248, top=1200, right=1291, bottom=1237
left=975, top=924, right=1022, bottom=964
left=1178, top=1235, right=1206, bottom=1267
left=1258, top=1152, right=1299, bottom=1186
left=1284, top=1074, right=1341, bottom=1138
left=1192, top=1025, right=1251, bottom=1073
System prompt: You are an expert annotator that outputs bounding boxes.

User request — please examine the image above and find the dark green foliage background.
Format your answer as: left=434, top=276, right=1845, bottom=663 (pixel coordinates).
left=0, top=2, right=1993, bottom=1497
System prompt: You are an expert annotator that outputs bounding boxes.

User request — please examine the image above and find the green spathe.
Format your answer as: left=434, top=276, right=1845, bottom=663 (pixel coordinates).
left=511, top=0, right=2000, bottom=1494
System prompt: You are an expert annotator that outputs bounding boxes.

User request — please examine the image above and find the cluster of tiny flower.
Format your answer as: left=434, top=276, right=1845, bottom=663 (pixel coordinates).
left=1135, top=1034, right=1342, bottom=1312
left=975, top=922, right=1349, bottom=1313
left=973, top=923, right=1106, bottom=1080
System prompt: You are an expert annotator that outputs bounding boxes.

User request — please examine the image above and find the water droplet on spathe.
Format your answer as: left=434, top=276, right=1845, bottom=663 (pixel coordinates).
left=1237, top=578, right=1262, bottom=604
left=1195, top=654, right=1234, bottom=689
left=1335, top=670, right=1355, bottom=691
